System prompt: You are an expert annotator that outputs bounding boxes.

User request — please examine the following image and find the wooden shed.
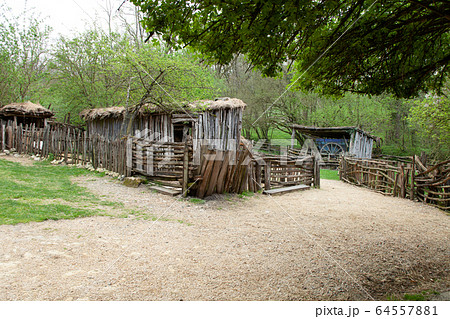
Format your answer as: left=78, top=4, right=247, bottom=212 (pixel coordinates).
left=79, top=98, right=254, bottom=196
left=291, top=125, right=377, bottom=167
left=80, top=98, right=245, bottom=159
left=0, top=101, right=54, bottom=128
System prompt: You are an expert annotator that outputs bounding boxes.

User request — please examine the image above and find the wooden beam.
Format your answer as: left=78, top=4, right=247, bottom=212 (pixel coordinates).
left=263, top=184, right=310, bottom=195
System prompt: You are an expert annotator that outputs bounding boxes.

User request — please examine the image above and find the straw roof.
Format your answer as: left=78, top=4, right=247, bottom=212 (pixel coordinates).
left=80, top=98, right=246, bottom=121
left=79, top=106, right=126, bottom=121
left=0, top=101, right=54, bottom=118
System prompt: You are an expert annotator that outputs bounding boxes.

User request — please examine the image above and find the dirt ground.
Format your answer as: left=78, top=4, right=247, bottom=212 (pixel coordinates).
left=0, top=156, right=449, bottom=300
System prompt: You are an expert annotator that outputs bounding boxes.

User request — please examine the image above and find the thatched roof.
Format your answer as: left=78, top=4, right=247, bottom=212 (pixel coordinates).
left=80, top=97, right=246, bottom=121
left=79, top=106, right=126, bottom=121
left=0, top=101, right=54, bottom=118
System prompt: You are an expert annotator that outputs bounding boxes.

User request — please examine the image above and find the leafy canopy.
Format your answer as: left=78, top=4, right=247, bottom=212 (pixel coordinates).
left=49, top=28, right=222, bottom=124
left=131, top=0, right=450, bottom=98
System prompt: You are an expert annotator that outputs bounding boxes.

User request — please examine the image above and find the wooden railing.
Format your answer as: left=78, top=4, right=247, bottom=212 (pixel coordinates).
left=127, top=137, right=194, bottom=180
left=261, top=155, right=319, bottom=190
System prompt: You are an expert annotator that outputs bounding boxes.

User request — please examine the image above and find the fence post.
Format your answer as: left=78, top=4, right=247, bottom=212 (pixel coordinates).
left=410, top=155, right=415, bottom=200
left=313, top=156, right=321, bottom=188
left=182, top=139, right=189, bottom=197
left=64, top=126, right=69, bottom=164
left=126, top=136, right=132, bottom=177
left=264, top=161, right=271, bottom=190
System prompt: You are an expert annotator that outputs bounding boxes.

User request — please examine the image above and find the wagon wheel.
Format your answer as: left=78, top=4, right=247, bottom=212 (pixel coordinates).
left=320, top=142, right=344, bottom=160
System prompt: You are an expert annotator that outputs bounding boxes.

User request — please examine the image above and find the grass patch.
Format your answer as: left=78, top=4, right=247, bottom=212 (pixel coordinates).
left=403, top=293, right=426, bottom=301
left=385, top=290, right=439, bottom=301
left=0, top=159, right=116, bottom=225
left=189, top=198, right=206, bottom=204
left=403, top=290, right=439, bottom=301
left=320, top=169, right=340, bottom=180
left=239, top=191, right=254, bottom=198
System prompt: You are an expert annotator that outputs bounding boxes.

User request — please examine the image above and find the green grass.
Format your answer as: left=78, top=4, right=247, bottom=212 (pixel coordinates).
left=0, top=159, right=117, bottom=225
left=238, top=191, right=254, bottom=198
left=320, top=169, right=340, bottom=180
left=189, top=198, right=206, bottom=204
left=386, top=290, right=439, bottom=301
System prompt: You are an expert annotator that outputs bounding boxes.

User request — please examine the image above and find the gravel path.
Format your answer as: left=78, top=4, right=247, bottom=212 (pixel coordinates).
left=0, top=160, right=449, bottom=300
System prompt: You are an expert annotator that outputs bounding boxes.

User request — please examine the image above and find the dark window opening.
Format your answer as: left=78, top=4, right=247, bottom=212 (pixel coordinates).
left=173, top=122, right=192, bottom=142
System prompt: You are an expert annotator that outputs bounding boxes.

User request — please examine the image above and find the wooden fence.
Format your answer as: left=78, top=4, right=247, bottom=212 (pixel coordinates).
left=1, top=119, right=319, bottom=198
left=0, top=119, right=128, bottom=175
left=414, top=157, right=450, bottom=211
left=340, top=156, right=449, bottom=211
left=262, top=155, right=319, bottom=190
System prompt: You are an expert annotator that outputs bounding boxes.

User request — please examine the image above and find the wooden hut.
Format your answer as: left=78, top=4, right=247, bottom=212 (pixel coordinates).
left=0, top=101, right=54, bottom=128
left=80, top=98, right=245, bottom=157
left=80, top=98, right=251, bottom=196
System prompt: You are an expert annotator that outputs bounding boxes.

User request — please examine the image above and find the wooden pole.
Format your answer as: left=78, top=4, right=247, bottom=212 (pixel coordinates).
left=126, top=136, right=132, bottom=177
left=410, top=155, right=415, bottom=200
left=314, top=156, right=321, bottom=188
left=182, top=139, right=189, bottom=197
left=264, top=161, right=271, bottom=190
left=291, top=128, right=295, bottom=149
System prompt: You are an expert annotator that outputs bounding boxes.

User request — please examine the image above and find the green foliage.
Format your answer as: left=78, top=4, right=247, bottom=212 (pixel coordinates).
left=49, top=29, right=222, bottom=124
left=408, top=83, right=450, bottom=160
left=0, top=5, right=51, bottom=105
left=403, top=293, right=426, bottom=301
left=132, top=0, right=449, bottom=98
left=0, top=159, right=116, bottom=225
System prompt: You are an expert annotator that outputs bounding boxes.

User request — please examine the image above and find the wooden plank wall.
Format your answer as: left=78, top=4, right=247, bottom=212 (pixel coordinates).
left=349, top=131, right=374, bottom=158
left=194, top=146, right=260, bottom=198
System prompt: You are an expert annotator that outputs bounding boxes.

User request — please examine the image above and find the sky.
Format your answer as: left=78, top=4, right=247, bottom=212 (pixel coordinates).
left=3, top=0, right=135, bottom=38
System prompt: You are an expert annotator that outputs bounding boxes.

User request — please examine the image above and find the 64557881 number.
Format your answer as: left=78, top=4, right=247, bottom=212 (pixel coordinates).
left=375, top=306, right=437, bottom=316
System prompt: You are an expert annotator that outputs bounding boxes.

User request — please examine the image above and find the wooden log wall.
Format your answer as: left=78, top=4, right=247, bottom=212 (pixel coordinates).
left=195, top=108, right=242, bottom=152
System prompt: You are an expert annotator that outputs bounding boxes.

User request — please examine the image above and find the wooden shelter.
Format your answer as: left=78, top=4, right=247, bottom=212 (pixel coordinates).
left=0, top=101, right=54, bottom=128
left=290, top=125, right=377, bottom=167
left=80, top=97, right=245, bottom=159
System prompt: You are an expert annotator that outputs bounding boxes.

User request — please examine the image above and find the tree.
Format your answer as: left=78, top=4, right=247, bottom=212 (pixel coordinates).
left=0, top=5, right=51, bottom=105
left=49, top=28, right=222, bottom=124
left=409, top=83, right=450, bottom=160
left=131, top=0, right=449, bottom=98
